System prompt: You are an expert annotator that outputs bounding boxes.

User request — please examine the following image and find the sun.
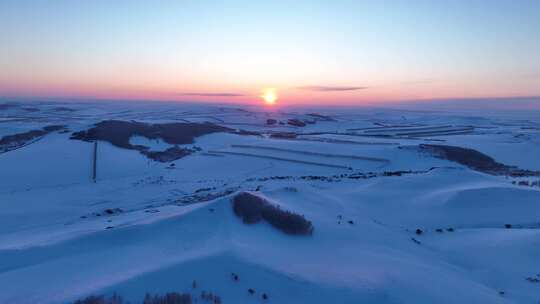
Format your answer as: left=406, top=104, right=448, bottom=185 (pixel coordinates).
left=261, top=88, right=277, bottom=105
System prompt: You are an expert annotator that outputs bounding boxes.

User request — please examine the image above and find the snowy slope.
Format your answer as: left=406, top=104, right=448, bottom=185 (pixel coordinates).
left=0, top=100, right=539, bottom=303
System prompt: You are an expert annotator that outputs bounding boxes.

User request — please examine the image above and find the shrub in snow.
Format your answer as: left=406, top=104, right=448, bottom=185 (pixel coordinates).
left=73, top=293, right=122, bottom=304
left=200, top=291, right=221, bottom=303
left=232, top=192, right=314, bottom=235
left=415, top=229, right=423, bottom=235
left=526, top=276, right=540, bottom=283
left=104, top=208, right=123, bottom=215
left=73, top=292, right=194, bottom=304
left=143, top=292, right=192, bottom=304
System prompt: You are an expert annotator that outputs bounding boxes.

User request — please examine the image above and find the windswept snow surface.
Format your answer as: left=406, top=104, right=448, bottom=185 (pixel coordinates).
left=1, top=99, right=540, bottom=303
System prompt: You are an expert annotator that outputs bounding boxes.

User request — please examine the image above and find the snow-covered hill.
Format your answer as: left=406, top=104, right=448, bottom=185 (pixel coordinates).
left=1, top=100, right=540, bottom=303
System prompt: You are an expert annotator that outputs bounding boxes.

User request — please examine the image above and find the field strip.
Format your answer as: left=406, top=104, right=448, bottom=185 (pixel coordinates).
left=399, top=128, right=474, bottom=137
left=301, top=138, right=398, bottom=145
left=231, top=144, right=390, bottom=163
left=346, top=124, right=426, bottom=131
left=207, top=150, right=352, bottom=169
left=362, top=125, right=455, bottom=133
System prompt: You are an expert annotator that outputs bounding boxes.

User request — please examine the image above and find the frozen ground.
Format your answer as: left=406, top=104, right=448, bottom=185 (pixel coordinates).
left=1, top=99, right=540, bottom=303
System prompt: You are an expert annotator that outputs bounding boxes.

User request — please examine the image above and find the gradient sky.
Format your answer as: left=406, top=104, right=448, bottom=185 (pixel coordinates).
left=1, top=0, right=539, bottom=105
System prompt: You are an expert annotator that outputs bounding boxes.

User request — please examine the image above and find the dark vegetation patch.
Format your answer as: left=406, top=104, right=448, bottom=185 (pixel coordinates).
left=0, top=103, right=17, bottom=110
left=266, top=119, right=277, bottom=125
left=173, top=188, right=238, bottom=206
left=512, top=179, right=540, bottom=188
left=142, top=146, right=200, bottom=162
left=419, top=144, right=540, bottom=176
left=71, top=120, right=230, bottom=149
left=23, top=107, right=39, bottom=112
left=232, top=192, right=313, bottom=235
left=199, top=291, right=221, bottom=303
left=287, top=119, right=307, bottom=127
left=233, top=129, right=262, bottom=136
left=104, top=208, right=123, bottom=215
left=246, top=167, right=439, bottom=183
left=73, top=293, right=124, bottom=304
left=269, top=132, right=297, bottom=139
left=307, top=113, right=336, bottom=121
left=195, top=187, right=215, bottom=193
left=411, top=227, right=453, bottom=234
left=0, top=125, right=66, bottom=153
left=132, top=175, right=177, bottom=186
left=52, top=106, right=76, bottom=112
left=82, top=208, right=124, bottom=219
left=526, top=274, right=540, bottom=283
left=73, top=292, right=193, bottom=304
left=71, top=120, right=231, bottom=162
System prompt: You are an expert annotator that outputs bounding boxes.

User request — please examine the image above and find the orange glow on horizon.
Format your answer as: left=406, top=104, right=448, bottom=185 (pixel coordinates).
left=261, top=88, right=277, bottom=105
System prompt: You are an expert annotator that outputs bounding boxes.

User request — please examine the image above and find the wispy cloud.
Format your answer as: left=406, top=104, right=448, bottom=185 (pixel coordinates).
left=297, top=86, right=368, bottom=92
left=179, top=92, right=245, bottom=97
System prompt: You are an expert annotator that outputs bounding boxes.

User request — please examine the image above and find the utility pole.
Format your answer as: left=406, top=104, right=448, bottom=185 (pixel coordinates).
left=92, top=140, right=98, bottom=183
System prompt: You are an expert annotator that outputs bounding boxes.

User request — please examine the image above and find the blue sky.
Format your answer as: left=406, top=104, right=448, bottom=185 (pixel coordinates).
left=1, top=0, right=539, bottom=104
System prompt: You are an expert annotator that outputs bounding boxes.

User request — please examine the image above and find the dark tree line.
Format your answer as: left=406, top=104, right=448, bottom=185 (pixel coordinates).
left=74, top=292, right=193, bottom=304
left=233, top=192, right=314, bottom=235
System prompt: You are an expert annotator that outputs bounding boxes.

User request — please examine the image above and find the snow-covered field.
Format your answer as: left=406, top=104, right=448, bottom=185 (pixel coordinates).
left=1, top=99, right=540, bottom=303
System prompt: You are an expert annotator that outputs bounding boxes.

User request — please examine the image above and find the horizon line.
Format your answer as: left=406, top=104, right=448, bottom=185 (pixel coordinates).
left=1, top=93, right=539, bottom=107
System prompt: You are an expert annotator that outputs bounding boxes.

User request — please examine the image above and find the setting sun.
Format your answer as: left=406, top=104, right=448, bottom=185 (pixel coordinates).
left=261, top=88, right=277, bottom=105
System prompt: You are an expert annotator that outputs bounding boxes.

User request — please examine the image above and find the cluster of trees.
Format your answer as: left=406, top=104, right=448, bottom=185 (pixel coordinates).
left=143, top=293, right=192, bottom=304
left=71, top=120, right=229, bottom=149
left=233, top=192, right=314, bottom=235
left=200, top=291, right=221, bottom=304
left=0, top=125, right=65, bottom=152
left=513, top=180, right=540, bottom=187
left=141, top=146, right=194, bottom=162
left=73, top=294, right=123, bottom=304
left=70, top=120, right=229, bottom=162
left=419, top=144, right=540, bottom=177
left=287, top=119, right=308, bottom=127
left=73, top=292, right=193, bottom=304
